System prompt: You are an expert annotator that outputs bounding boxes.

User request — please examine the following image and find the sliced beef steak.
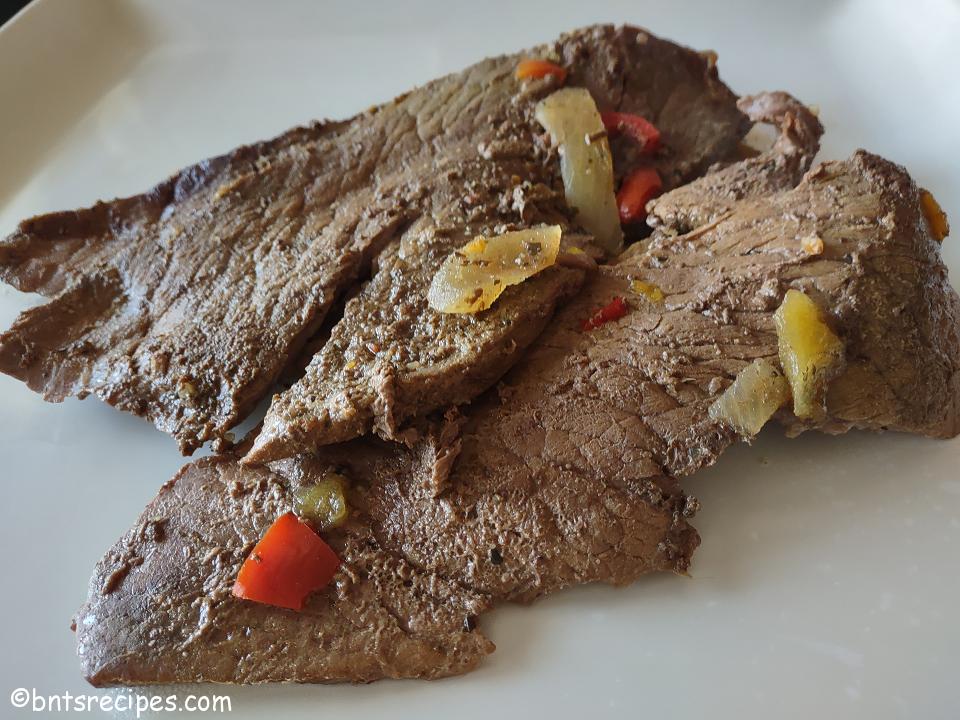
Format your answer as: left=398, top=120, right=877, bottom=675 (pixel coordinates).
left=76, top=456, right=497, bottom=684
left=77, top=434, right=695, bottom=685
left=506, top=146, right=960, bottom=492
left=76, top=141, right=959, bottom=685
left=0, top=24, right=749, bottom=455
left=245, top=155, right=589, bottom=460
left=0, top=119, right=408, bottom=455
left=246, top=25, right=752, bottom=461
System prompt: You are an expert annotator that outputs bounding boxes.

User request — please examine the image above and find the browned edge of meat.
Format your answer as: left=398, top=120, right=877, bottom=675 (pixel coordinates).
left=0, top=24, right=749, bottom=457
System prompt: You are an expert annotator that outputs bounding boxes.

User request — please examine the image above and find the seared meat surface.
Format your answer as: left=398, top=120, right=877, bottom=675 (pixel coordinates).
left=0, top=25, right=748, bottom=455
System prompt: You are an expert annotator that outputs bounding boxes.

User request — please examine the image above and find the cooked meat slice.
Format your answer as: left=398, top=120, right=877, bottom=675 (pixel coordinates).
left=77, top=434, right=695, bottom=685
left=348, top=368, right=700, bottom=604
left=0, top=119, right=417, bottom=455
left=244, top=26, right=751, bottom=463
left=246, top=90, right=820, bottom=465
left=76, top=148, right=959, bottom=686
left=76, top=456, right=496, bottom=685
left=0, top=116, right=415, bottom=455
left=379, top=148, right=960, bottom=614
left=0, top=24, right=748, bottom=456
left=647, top=90, right=824, bottom=232
left=510, top=148, right=959, bottom=487
left=245, top=157, right=588, bottom=460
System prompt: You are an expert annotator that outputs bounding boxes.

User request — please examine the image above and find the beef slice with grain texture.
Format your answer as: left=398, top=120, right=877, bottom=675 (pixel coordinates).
left=647, top=90, right=824, bottom=231
left=244, top=24, right=753, bottom=462
left=539, top=148, right=960, bottom=466
left=367, top=146, right=960, bottom=610
left=75, top=142, right=960, bottom=685
left=76, top=425, right=696, bottom=685
left=0, top=24, right=749, bottom=455
left=76, top=456, right=497, bottom=685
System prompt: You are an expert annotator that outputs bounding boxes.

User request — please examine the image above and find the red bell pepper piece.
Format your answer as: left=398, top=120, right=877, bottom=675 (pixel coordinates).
left=232, top=512, right=340, bottom=611
left=617, top=167, right=663, bottom=224
left=515, top=58, right=567, bottom=84
left=582, top=296, right=629, bottom=331
left=600, top=111, right=661, bottom=153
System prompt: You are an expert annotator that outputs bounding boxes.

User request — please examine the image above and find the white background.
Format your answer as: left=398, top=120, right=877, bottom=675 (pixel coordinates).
left=1, top=1, right=958, bottom=718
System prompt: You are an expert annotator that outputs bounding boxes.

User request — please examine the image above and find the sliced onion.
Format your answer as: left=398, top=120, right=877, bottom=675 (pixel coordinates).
left=709, top=359, right=791, bottom=436
left=427, top=225, right=561, bottom=314
left=535, top=88, right=623, bottom=255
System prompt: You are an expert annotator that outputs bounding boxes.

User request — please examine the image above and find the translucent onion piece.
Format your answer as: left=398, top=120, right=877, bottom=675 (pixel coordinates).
left=709, top=359, right=790, bottom=436
left=774, top=289, right=845, bottom=420
left=535, top=88, right=623, bottom=254
left=427, top=225, right=561, bottom=314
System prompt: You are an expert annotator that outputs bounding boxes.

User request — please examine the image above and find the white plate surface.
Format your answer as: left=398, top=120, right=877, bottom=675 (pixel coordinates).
left=1, top=1, right=959, bottom=718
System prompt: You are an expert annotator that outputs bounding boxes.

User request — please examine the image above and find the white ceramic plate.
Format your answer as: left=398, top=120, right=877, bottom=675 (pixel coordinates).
left=1, top=1, right=958, bottom=718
